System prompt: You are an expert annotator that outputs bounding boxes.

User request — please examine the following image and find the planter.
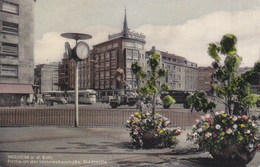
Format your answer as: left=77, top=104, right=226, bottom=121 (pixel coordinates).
left=210, top=145, right=256, bottom=166
left=142, top=131, right=158, bottom=148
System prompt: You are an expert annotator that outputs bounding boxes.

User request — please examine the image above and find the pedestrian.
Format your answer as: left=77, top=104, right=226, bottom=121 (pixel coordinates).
left=26, top=97, right=30, bottom=106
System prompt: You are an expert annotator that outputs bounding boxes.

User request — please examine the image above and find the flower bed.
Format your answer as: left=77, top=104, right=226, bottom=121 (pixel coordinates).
left=187, top=111, right=260, bottom=164
left=126, top=111, right=181, bottom=149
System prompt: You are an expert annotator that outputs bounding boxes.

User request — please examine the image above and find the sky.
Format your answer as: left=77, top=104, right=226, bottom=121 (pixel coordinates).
left=35, top=0, right=260, bottom=67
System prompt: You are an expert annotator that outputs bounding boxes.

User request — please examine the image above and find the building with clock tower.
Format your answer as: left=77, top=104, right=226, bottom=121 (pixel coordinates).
left=91, top=9, right=147, bottom=99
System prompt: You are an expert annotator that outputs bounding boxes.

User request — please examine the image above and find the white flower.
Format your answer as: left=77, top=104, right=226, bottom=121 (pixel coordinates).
left=233, top=124, right=238, bottom=129
left=252, top=123, right=256, bottom=127
left=195, top=119, right=200, bottom=123
left=205, top=132, right=212, bottom=138
left=248, top=143, right=254, bottom=148
left=192, top=125, right=196, bottom=129
left=193, top=132, right=198, bottom=136
left=215, top=124, right=221, bottom=130
left=200, top=116, right=205, bottom=121
left=197, top=128, right=203, bottom=133
left=246, top=130, right=251, bottom=134
left=205, top=114, right=210, bottom=119
left=226, top=128, right=233, bottom=134
left=220, top=111, right=225, bottom=114
left=165, top=120, right=171, bottom=126
left=232, top=116, right=238, bottom=121
left=215, top=111, right=220, bottom=116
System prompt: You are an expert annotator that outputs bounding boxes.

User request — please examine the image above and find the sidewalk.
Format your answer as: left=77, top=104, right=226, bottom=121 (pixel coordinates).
left=0, top=126, right=235, bottom=167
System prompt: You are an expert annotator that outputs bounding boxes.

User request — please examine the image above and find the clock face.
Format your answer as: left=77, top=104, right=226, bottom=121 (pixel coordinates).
left=75, top=41, right=90, bottom=60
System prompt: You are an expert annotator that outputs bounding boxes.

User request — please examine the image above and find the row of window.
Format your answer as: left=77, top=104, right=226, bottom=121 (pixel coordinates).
left=0, top=1, right=19, bottom=15
left=0, top=42, right=18, bottom=57
left=0, top=64, right=18, bottom=77
left=95, top=43, right=119, bottom=53
left=1, top=21, right=19, bottom=35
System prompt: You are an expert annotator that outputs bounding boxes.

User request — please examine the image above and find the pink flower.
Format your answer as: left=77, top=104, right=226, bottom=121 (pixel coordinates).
left=213, top=133, right=218, bottom=138
left=242, top=115, right=248, bottom=121
left=207, top=118, right=213, bottom=125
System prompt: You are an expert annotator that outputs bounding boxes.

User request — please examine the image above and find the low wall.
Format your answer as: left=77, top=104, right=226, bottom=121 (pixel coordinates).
left=0, top=108, right=201, bottom=128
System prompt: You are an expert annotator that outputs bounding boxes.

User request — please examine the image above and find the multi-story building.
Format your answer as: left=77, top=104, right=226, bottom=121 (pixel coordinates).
left=197, top=66, right=214, bottom=93
left=0, top=0, right=35, bottom=106
left=91, top=10, right=146, bottom=98
left=146, top=46, right=198, bottom=92
left=35, top=62, right=59, bottom=93
left=58, top=52, right=93, bottom=91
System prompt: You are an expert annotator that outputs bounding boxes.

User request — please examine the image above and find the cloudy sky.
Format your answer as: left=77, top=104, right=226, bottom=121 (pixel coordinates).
left=35, top=0, right=260, bottom=67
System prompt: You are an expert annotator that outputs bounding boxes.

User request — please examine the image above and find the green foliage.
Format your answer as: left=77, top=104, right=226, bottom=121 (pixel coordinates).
left=187, top=91, right=216, bottom=113
left=131, top=62, right=147, bottom=80
left=242, top=94, right=260, bottom=109
left=208, top=43, right=221, bottom=62
left=224, top=54, right=241, bottom=73
left=220, top=34, right=237, bottom=55
left=158, top=68, right=167, bottom=77
left=162, top=95, right=175, bottom=107
left=149, top=53, right=160, bottom=71
left=189, top=34, right=259, bottom=115
left=161, top=84, right=169, bottom=92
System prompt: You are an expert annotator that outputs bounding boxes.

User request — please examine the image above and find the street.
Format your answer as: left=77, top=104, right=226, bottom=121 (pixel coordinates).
left=0, top=127, right=260, bottom=167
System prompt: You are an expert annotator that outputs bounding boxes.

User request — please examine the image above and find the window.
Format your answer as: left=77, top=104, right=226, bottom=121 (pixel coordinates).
left=0, top=64, right=18, bottom=77
left=0, top=42, right=18, bottom=57
left=1, top=1, right=19, bottom=14
left=1, top=21, right=18, bottom=35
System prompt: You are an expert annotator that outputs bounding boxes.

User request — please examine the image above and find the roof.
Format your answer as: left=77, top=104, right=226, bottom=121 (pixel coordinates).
left=0, top=83, right=34, bottom=94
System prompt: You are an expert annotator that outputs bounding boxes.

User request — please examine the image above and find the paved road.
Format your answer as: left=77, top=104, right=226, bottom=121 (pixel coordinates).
left=0, top=127, right=259, bottom=167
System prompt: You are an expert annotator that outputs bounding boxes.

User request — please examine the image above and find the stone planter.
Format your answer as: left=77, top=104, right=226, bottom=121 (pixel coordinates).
left=142, top=132, right=158, bottom=148
left=210, top=145, right=256, bottom=166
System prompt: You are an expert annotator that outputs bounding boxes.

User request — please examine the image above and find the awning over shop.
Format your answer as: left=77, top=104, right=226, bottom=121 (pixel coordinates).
left=0, top=83, right=34, bottom=94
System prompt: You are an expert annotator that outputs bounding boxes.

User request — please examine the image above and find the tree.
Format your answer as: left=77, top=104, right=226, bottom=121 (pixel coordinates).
left=131, top=52, right=169, bottom=116
left=188, top=34, right=260, bottom=116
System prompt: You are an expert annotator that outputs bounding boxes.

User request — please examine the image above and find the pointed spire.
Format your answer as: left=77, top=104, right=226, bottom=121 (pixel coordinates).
left=123, top=8, right=129, bottom=38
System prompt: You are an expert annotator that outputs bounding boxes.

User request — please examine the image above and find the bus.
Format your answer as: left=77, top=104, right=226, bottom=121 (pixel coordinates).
left=42, top=91, right=68, bottom=105
left=67, top=89, right=97, bottom=104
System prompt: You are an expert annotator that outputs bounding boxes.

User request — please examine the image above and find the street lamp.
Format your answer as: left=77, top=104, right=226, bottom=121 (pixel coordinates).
left=61, top=33, right=92, bottom=127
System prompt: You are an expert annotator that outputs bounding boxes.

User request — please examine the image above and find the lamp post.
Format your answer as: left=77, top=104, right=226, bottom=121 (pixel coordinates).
left=61, top=33, right=92, bottom=127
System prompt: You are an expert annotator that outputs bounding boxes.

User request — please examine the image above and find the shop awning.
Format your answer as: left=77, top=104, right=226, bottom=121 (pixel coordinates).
left=0, top=83, right=34, bottom=94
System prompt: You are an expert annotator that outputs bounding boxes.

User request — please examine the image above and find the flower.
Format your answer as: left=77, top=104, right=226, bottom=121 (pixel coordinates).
left=242, top=115, right=248, bottom=121
left=240, top=124, right=245, bottom=128
left=226, top=128, right=232, bottom=134
left=232, top=116, right=238, bottom=121
left=215, top=124, right=221, bottom=130
left=205, top=132, right=212, bottom=138
left=187, top=111, right=259, bottom=154
left=126, top=111, right=181, bottom=148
